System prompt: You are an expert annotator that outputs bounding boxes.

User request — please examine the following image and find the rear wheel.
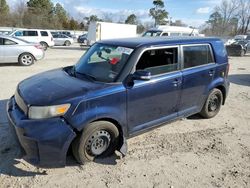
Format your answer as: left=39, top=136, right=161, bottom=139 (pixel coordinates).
left=64, top=40, right=71, bottom=46
left=200, top=88, right=223, bottom=118
left=239, top=49, right=245, bottom=56
left=40, top=42, right=48, bottom=51
left=72, top=121, right=119, bottom=164
left=18, top=53, right=34, bottom=66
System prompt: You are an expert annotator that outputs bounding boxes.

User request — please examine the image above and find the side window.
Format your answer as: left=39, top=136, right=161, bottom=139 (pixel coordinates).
left=170, top=33, right=180, bottom=36
left=162, top=33, right=169, bottom=36
left=0, top=38, right=3, bottom=45
left=183, top=45, right=214, bottom=69
left=136, top=47, right=179, bottom=76
left=23, top=30, right=38, bottom=36
left=4, top=39, right=17, bottom=45
left=14, top=31, right=23, bottom=37
left=41, top=31, right=48, bottom=36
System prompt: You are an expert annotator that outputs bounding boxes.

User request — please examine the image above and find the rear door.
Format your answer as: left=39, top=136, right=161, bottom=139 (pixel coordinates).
left=1, top=38, right=19, bottom=63
left=178, top=44, right=216, bottom=116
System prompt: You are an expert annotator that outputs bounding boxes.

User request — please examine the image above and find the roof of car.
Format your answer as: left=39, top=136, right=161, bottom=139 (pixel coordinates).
left=98, top=37, right=221, bottom=48
left=0, top=34, right=29, bottom=44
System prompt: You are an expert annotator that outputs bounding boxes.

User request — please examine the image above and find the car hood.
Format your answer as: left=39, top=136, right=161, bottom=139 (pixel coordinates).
left=18, top=68, right=108, bottom=106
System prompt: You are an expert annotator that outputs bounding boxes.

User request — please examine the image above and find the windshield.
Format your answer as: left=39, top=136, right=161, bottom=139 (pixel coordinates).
left=142, top=31, right=162, bottom=37
left=75, top=43, right=134, bottom=83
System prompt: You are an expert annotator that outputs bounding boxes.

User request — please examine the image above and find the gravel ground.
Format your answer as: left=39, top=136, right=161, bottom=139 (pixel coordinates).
left=0, top=46, right=250, bottom=188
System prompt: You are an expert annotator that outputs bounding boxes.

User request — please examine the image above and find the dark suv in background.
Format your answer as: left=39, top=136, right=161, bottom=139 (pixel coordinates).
left=7, top=37, right=230, bottom=167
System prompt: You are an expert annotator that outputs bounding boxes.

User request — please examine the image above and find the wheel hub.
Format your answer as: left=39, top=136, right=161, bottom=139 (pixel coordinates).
left=21, top=55, right=32, bottom=65
left=86, top=130, right=111, bottom=156
left=208, top=95, right=219, bottom=112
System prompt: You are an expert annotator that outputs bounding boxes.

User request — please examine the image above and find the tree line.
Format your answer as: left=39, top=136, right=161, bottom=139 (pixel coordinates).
left=0, top=0, right=171, bottom=32
left=0, top=0, right=83, bottom=30
left=202, top=0, right=250, bottom=36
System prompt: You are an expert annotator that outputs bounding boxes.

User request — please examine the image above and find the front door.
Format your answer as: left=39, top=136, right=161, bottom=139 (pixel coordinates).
left=127, top=46, right=182, bottom=135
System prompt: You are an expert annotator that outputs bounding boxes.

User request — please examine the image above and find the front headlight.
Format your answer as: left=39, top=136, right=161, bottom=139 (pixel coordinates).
left=28, top=104, right=71, bottom=119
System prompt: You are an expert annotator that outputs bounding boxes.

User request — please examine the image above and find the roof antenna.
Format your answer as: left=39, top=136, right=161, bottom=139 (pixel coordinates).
left=189, top=28, right=195, bottom=36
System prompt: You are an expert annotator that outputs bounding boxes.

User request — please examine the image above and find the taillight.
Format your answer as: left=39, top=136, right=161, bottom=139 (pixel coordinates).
left=51, top=37, right=53, bottom=41
left=34, top=45, right=43, bottom=50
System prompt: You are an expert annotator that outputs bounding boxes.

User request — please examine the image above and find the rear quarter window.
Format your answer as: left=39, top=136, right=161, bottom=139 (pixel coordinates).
left=41, top=31, right=48, bottom=36
left=183, top=44, right=214, bottom=69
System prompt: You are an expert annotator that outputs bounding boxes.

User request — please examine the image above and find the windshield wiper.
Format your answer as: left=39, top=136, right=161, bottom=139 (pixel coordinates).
left=75, top=70, right=97, bottom=81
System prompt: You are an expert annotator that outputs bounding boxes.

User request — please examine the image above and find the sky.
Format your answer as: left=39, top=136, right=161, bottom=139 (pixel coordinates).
left=6, top=0, right=223, bottom=27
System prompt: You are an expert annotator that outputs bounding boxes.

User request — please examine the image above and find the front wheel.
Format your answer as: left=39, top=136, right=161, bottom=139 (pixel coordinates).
left=200, top=88, right=223, bottom=119
left=72, top=121, right=119, bottom=164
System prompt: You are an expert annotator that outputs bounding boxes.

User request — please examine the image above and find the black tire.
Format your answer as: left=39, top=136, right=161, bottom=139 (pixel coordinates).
left=40, top=42, right=48, bottom=51
left=64, top=40, right=71, bottom=46
left=239, top=50, right=245, bottom=56
left=72, top=121, right=119, bottom=164
left=200, top=88, right=223, bottom=119
left=18, top=53, right=34, bottom=66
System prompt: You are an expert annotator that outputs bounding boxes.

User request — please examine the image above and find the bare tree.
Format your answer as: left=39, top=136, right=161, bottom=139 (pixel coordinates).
left=237, top=0, right=250, bottom=34
left=13, top=0, right=27, bottom=27
left=215, top=0, right=239, bottom=31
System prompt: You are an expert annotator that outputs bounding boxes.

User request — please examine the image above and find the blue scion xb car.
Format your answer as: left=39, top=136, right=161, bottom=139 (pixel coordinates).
left=7, top=37, right=230, bottom=167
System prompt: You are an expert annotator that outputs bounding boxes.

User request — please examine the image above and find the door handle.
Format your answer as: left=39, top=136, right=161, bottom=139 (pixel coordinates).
left=208, top=70, right=214, bottom=76
left=172, top=79, right=182, bottom=86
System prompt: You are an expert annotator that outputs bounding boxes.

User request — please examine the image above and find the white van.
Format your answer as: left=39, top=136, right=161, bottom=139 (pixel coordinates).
left=10, top=29, right=54, bottom=50
left=87, top=22, right=137, bottom=45
left=143, top=25, right=200, bottom=37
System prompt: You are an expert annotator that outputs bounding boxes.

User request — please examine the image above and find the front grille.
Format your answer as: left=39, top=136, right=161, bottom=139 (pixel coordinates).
left=14, top=90, right=28, bottom=115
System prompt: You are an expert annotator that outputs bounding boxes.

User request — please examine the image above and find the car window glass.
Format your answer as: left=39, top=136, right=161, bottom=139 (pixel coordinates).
left=162, top=33, right=169, bottom=36
left=53, top=34, right=58, bottom=38
left=41, top=31, right=48, bottom=36
left=14, top=31, right=23, bottom=36
left=136, top=47, right=179, bottom=75
left=4, top=39, right=17, bottom=45
left=183, top=45, right=213, bottom=69
left=0, top=38, right=3, bottom=45
left=23, top=30, right=38, bottom=36
left=170, top=33, right=180, bottom=36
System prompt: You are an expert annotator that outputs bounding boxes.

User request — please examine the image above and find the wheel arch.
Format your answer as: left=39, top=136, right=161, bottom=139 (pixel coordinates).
left=40, top=41, right=48, bottom=46
left=18, top=52, right=36, bottom=63
left=70, top=117, right=125, bottom=152
left=215, top=85, right=226, bottom=105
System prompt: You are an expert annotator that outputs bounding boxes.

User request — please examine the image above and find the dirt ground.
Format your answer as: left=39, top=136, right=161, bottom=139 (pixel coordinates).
left=0, top=46, right=250, bottom=188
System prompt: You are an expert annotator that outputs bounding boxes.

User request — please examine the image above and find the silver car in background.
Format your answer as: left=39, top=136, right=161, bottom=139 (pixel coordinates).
left=52, top=33, right=74, bottom=46
left=0, top=35, right=44, bottom=66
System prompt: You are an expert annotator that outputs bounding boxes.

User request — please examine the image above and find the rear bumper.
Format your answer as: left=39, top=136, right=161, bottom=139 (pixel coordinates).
left=7, top=96, right=76, bottom=167
left=34, top=50, right=45, bottom=61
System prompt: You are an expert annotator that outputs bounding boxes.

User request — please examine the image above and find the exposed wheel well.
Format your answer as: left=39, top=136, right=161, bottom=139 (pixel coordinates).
left=215, top=85, right=226, bottom=105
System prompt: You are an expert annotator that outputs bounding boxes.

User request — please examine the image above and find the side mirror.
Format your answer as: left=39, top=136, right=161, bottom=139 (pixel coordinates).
left=133, top=70, right=151, bottom=81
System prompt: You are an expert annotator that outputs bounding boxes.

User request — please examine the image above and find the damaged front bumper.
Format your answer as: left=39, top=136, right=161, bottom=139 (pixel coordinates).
left=7, top=96, right=76, bottom=167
